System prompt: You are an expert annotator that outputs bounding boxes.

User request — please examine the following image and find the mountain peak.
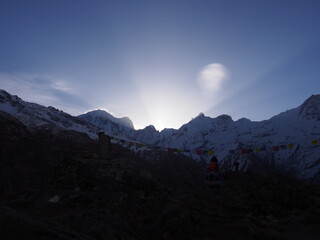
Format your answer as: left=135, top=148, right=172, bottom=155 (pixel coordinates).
left=216, top=114, right=233, bottom=122
left=299, top=94, right=320, bottom=120
left=78, top=109, right=134, bottom=131
left=0, top=89, right=18, bottom=101
left=302, top=94, right=320, bottom=106
left=144, top=125, right=157, bottom=131
left=196, top=112, right=205, bottom=118
left=87, top=109, right=112, bottom=118
left=237, top=117, right=251, bottom=122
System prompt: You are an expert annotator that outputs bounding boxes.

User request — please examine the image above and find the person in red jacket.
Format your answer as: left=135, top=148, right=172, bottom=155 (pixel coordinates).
left=207, top=155, right=219, bottom=173
left=206, top=155, right=222, bottom=189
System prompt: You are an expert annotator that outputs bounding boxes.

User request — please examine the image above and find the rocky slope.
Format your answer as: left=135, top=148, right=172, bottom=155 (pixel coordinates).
left=0, top=110, right=98, bottom=197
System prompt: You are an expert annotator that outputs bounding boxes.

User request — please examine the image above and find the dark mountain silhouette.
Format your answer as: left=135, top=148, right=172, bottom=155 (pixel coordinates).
left=1, top=110, right=320, bottom=240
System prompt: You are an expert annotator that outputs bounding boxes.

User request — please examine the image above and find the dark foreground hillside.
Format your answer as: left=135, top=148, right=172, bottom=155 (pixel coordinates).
left=1, top=111, right=320, bottom=240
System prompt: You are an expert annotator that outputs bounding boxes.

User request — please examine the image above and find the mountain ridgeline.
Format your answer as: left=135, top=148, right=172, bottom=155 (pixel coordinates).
left=78, top=109, right=134, bottom=135
left=1, top=89, right=320, bottom=183
left=1, top=89, right=320, bottom=239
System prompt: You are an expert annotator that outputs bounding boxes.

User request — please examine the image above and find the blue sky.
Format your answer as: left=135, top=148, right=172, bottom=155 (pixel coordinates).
left=1, top=0, right=320, bottom=130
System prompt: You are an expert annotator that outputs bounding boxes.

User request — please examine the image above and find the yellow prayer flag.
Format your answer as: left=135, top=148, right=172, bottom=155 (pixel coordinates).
left=287, top=144, right=294, bottom=149
left=253, top=148, right=261, bottom=153
left=312, top=139, right=319, bottom=145
left=208, top=150, right=214, bottom=155
left=178, top=149, right=184, bottom=152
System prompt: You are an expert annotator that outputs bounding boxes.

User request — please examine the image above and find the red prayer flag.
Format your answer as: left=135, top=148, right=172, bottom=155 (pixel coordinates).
left=241, top=149, right=248, bottom=154
left=168, top=148, right=177, bottom=152
left=272, top=146, right=280, bottom=151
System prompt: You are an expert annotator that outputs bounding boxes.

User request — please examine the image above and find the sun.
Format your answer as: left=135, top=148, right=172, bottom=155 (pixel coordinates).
left=140, top=85, right=206, bottom=131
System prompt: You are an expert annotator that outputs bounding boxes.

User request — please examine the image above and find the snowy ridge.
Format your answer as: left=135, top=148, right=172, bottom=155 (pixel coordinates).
left=131, top=96, right=320, bottom=181
left=0, top=89, right=99, bottom=138
left=78, top=109, right=134, bottom=136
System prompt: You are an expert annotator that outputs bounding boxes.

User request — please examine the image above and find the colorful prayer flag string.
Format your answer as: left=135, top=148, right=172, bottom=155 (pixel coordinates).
left=108, top=134, right=317, bottom=157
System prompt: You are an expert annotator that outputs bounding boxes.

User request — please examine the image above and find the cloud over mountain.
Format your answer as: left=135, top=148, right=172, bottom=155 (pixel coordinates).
left=197, top=63, right=228, bottom=96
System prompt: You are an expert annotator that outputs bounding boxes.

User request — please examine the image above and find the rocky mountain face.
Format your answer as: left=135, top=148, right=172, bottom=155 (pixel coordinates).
left=0, top=89, right=100, bottom=139
left=0, top=89, right=136, bottom=139
left=1, top=111, right=320, bottom=240
left=78, top=109, right=134, bottom=136
left=299, top=94, right=320, bottom=120
left=132, top=95, right=320, bottom=183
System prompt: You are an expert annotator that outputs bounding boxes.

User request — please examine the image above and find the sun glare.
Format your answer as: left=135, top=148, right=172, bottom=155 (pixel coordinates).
left=129, top=62, right=229, bottom=130
left=137, top=84, right=209, bottom=131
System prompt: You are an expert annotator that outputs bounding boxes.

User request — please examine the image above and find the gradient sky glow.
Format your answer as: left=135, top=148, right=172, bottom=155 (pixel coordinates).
left=1, top=0, right=320, bottom=130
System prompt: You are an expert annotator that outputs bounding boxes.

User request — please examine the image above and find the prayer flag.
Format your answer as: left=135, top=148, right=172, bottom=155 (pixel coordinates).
left=312, top=139, right=319, bottom=145
left=241, top=149, right=248, bottom=154
left=272, top=146, right=280, bottom=151
left=195, top=150, right=202, bottom=155
left=208, top=150, right=214, bottom=155
left=201, top=150, right=207, bottom=155
left=287, top=144, right=294, bottom=149
left=168, top=148, right=177, bottom=152
left=253, top=148, right=261, bottom=153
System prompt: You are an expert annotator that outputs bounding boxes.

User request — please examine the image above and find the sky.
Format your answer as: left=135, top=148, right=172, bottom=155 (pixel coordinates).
left=0, top=0, right=320, bottom=130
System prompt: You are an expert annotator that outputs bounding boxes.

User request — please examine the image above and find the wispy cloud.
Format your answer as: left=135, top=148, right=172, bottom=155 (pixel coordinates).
left=197, top=63, right=228, bottom=96
left=50, top=80, right=78, bottom=94
left=0, top=72, right=90, bottom=115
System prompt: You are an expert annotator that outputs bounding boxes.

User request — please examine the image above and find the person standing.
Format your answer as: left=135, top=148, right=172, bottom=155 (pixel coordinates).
left=207, top=155, right=219, bottom=181
left=206, top=155, right=223, bottom=189
left=207, top=155, right=219, bottom=173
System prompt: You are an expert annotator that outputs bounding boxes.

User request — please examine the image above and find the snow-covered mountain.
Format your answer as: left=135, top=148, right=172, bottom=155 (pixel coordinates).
left=133, top=95, right=320, bottom=182
left=0, top=89, right=99, bottom=138
left=1, top=88, right=319, bottom=182
left=78, top=109, right=134, bottom=136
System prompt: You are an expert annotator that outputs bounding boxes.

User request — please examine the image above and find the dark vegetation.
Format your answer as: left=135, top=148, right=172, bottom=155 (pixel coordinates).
left=1, top=110, right=320, bottom=240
